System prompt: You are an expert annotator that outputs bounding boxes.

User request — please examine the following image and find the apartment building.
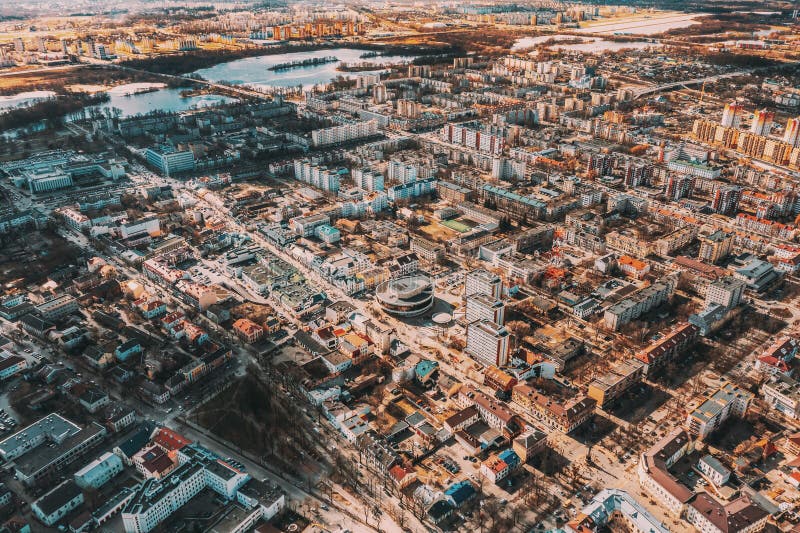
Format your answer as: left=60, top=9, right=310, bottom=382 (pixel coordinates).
left=698, top=230, right=733, bottom=264
left=410, top=236, right=445, bottom=262
left=465, top=319, right=510, bottom=367
left=35, top=294, right=78, bottom=321
left=685, top=381, right=753, bottom=439
left=587, top=359, right=645, bottom=409
left=638, top=429, right=694, bottom=515
left=465, top=268, right=504, bottom=299
left=762, top=374, right=800, bottom=419
left=292, top=160, right=341, bottom=193
left=465, top=294, right=505, bottom=325
left=635, top=323, right=699, bottom=376
left=512, top=384, right=596, bottom=434
left=705, top=276, right=746, bottom=309
left=604, top=277, right=676, bottom=330
left=311, top=120, right=378, bottom=147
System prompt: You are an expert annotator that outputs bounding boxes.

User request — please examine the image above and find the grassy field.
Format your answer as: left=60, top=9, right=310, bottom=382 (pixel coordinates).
left=441, top=219, right=472, bottom=233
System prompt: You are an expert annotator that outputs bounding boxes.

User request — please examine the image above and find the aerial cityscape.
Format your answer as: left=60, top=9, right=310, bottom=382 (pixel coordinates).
left=1, top=0, right=800, bottom=532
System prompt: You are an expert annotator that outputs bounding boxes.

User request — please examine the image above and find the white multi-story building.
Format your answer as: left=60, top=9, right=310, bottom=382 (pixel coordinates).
left=465, top=294, right=505, bottom=325
left=122, top=444, right=262, bottom=533
left=697, top=455, right=730, bottom=487
left=465, top=319, right=510, bottom=367
left=144, top=146, right=194, bottom=177
left=74, top=451, right=124, bottom=489
left=386, top=177, right=436, bottom=202
left=35, top=294, right=78, bottom=321
left=762, top=373, right=800, bottom=419
left=387, top=160, right=418, bottom=184
left=118, top=216, right=160, bottom=240
left=685, top=381, right=752, bottom=439
left=705, top=276, right=746, bottom=309
left=311, top=120, right=378, bottom=147
left=721, top=102, right=744, bottom=128
left=293, top=160, right=341, bottom=193
left=351, top=168, right=384, bottom=191
left=465, top=269, right=503, bottom=299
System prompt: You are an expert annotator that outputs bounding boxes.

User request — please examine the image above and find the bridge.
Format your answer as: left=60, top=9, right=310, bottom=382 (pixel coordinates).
left=78, top=56, right=290, bottom=101
left=631, top=61, right=799, bottom=99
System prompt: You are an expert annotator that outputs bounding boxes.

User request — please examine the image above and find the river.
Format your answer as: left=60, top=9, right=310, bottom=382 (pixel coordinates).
left=192, top=47, right=417, bottom=89
left=0, top=90, right=57, bottom=112
left=3, top=48, right=416, bottom=120
left=84, top=83, right=237, bottom=118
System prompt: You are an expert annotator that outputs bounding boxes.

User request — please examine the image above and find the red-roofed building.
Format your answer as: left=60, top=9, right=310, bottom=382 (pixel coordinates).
left=388, top=465, right=416, bottom=488
left=232, top=318, right=264, bottom=344
left=755, top=336, right=798, bottom=378
left=152, top=427, right=191, bottom=456
left=133, top=445, right=177, bottom=479
left=635, top=323, right=699, bottom=376
left=480, top=455, right=509, bottom=484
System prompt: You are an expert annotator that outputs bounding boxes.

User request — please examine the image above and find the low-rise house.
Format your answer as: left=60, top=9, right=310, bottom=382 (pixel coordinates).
left=83, top=344, right=115, bottom=369
left=232, top=318, right=264, bottom=344
left=444, top=480, right=476, bottom=508
left=698, top=455, right=731, bottom=487
left=103, top=404, right=136, bottom=433
left=115, top=339, right=143, bottom=362
left=32, top=480, right=84, bottom=527
left=512, top=428, right=548, bottom=463
left=74, top=452, right=124, bottom=489
left=79, top=387, right=110, bottom=413
left=388, top=465, right=416, bottom=489
left=0, top=356, right=26, bottom=381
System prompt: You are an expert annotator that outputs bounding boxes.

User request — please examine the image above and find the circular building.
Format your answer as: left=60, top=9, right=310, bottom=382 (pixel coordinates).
left=376, top=275, right=435, bottom=317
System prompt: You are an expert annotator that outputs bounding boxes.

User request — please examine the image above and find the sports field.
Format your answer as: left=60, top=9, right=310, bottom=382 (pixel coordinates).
left=441, top=219, right=471, bottom=233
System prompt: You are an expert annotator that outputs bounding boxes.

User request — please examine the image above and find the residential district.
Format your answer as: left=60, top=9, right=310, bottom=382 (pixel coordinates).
left=3, top=1, right=800, bottom=533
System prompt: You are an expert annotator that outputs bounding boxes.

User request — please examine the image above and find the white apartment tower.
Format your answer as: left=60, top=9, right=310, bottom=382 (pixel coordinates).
left=465, top=269, right=503, bottom=299
left=720, top=102, right=743, bottom=128
left=465, top=319, right=510, bottom=367
left=465, top=294, right=505, bottom=326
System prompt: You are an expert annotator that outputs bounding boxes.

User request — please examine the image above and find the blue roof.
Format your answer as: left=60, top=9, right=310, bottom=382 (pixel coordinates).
left=445, top=480, right=475, bottom=506
left=415, top=359, right=439, bottom=380
left=498, top=448, right=520, bottom=468
left=116, top=422, right=155, bottom=458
